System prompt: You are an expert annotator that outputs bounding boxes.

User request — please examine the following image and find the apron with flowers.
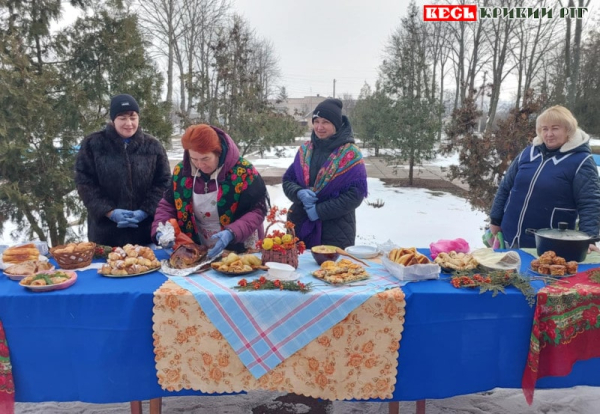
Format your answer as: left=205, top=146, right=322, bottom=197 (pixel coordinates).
left=170, top=158, right=266, bottom=249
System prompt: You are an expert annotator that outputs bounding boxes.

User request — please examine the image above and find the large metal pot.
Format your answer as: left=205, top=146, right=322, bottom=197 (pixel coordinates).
left=526, top=222, right=600, bottom=262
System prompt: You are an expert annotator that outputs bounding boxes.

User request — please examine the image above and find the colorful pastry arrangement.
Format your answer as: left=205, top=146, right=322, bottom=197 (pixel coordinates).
left=434, top=251, right=479, bottom=271
left=312, top=259, right=369, bottom=284
left=98, top=244, right=160, bottom=276
left=531, top=251, right=577, bottom=276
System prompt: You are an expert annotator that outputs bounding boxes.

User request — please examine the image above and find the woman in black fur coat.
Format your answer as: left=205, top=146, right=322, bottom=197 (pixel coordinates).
left=75, top=94, right=171, bottom=246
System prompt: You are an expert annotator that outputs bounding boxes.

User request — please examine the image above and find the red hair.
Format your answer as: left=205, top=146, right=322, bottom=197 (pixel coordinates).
left=181, top=124, right=222, bottom=155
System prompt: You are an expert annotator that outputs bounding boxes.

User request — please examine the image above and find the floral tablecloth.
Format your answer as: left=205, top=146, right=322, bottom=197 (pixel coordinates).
left=153, top=280, right=406, bottom=400
left=522, top=270, right=600, bottom=404
left=161, top=253, right=401, bottom=378
left=0, top=320, right=15, bottom=414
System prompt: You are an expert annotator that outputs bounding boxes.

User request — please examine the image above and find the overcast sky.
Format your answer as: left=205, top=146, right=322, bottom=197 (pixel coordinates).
left=232, top=0, right=424, bottom=99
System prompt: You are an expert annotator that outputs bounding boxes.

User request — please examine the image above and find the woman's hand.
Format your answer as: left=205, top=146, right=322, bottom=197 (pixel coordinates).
left=297, top=189, right=318, bottom=206
left=588, top=244, right=600, bottom=253
left=208, top=230, right=235, bottom=258
left=489, top=224, right=502, bottom=235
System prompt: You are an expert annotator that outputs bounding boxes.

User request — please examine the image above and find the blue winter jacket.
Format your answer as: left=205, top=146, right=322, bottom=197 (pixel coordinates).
left=489, top=129, right=600, bottom=248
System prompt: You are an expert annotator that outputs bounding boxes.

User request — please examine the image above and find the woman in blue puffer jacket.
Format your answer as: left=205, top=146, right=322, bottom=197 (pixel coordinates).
left=489, top=105, right=600, bottom=249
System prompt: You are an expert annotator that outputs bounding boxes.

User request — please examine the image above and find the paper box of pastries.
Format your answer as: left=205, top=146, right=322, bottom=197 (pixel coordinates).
left=382, top=247, right=440, bottom=281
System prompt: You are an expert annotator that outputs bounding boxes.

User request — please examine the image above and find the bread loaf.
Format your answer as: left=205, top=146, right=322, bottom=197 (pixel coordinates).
left=2, top=243, right=40, bottom=264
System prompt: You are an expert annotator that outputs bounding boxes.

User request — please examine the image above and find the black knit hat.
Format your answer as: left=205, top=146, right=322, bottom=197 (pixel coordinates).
left=312, top=98, right=343, bottom=131
left=110, top=94, right=140, bottom=121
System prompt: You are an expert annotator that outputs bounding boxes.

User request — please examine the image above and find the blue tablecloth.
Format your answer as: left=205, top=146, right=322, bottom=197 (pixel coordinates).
left=0, top=249, right=599, bottom=403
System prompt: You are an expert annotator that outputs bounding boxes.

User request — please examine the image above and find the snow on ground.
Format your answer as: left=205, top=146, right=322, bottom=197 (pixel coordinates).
left=264, top=178, right=486, bottom=250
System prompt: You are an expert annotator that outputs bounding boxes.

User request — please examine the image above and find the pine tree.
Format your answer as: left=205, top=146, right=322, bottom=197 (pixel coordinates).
left=444, top=89, right=543, bottom=212
left=0, top=2, right=172, bottom=245
left=379, top=1, right=440, bottom=185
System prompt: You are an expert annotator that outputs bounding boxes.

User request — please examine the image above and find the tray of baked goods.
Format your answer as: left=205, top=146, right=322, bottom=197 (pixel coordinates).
left=1, top=243, right=46, bottom=269
left=210, top=253, right=267, bottom=276
left=433, top=251, right=479, bottom=273
left=3, top=260, right=54, bottom=281
left=382, top=247, right=440, bottom=281
left=312, top=259, right=370, bottom=285
left=98, top=244, right=161, bottom=277
left=529, top=251, right=578, bottom=277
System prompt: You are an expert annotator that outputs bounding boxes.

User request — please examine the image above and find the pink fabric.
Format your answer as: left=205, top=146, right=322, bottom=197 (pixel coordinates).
left=429, top=238, right=470, bottom=259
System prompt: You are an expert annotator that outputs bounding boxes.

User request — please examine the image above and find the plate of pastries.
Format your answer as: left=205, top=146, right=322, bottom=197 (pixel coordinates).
left=530, top=251, right=577, bottom=276
left=1, top=243, right=43, bottom=269
left=312, top=259, right=370, bottom=285
left=211, top=253, right=266, bottom=275
left=433, top=251, right=479, bottom=272
left=98, top=244, right=160, bottom=277
left=19, top=270, right=77, bottom=292
left=3, top=260, right=54, bottom=281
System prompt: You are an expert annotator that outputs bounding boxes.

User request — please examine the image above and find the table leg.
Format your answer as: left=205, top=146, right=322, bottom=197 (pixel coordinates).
left=388, top=401, right=399, bottom=414
left=149, top=397, right=162, bottom=414
left=416, top=399, right=426, bottom=414
left=130, top=401, right=143, bottom=414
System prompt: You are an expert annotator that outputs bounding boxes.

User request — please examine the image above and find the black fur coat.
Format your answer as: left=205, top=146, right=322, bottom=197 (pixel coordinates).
left=75, top=124, right=171, bottom=246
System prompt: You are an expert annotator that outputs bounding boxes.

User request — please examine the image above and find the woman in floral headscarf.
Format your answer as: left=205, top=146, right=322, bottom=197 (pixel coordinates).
left=283, top=98, right=368, bottom=249
left=152, top=124, right=269, bottom=258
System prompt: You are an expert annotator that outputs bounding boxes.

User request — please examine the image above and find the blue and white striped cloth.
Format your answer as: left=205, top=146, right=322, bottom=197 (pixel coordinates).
left=167, top=252, right=402, bottom=378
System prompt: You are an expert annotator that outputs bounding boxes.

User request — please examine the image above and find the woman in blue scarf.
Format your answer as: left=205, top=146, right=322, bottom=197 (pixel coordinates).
left=283, top=98, right=368, bottom=249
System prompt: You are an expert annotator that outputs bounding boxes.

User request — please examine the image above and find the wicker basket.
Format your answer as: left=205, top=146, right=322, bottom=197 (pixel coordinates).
left=260, top=222, right=299, bottom=268
left=50, top=242, right=96, bottom=269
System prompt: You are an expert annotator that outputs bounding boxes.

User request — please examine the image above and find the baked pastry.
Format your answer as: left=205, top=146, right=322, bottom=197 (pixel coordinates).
left=98, top=244, right=160, bottom=275
left=4, top=260, right=52, bottom=276
left=552, top=257, right=567, bottom=265
left=538, top=264, right=551, bottom=275
left=566, top=261, right=578, bottom=274
left=550, top=265, right=566, bottom=276
left=169, top=243, right=208, bottom=269
left=2, top=244, right=40, bottom=264
left=530, top=259, right=540, bottom=271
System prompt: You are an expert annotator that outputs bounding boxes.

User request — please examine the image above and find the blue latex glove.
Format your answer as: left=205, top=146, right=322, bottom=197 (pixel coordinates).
left=208, top=230, right=235, bottom=258
left=305, top=204, right=319, bottom=221
left=125, top=210, right=148, bottom=224
left=156, top=231, right=174, bottom=249
left=297, top=189, right=318, bottom=206
left=109, top=209, right=133, bottom=223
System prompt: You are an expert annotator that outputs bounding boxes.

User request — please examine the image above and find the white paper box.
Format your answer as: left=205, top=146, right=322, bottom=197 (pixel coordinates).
left=381, top=255, right=440, bottom=281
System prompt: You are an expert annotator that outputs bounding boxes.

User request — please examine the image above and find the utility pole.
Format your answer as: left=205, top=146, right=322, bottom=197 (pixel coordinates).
left=479, top=71, right=487, bottom=133
left=333, top=79, right=336, bottom=98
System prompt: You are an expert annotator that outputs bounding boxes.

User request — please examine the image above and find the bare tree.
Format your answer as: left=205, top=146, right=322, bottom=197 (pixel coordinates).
left=442, top=0, right=489, bottom=111
left=510, top=0, right=559, bottom=108
left=136, top=0, right=185, bottom=105
left=179, top=0, right=230, bottom=119
left=482, top=0, right=518, bottom=132
left=567, top=0, right=592, bottom=107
